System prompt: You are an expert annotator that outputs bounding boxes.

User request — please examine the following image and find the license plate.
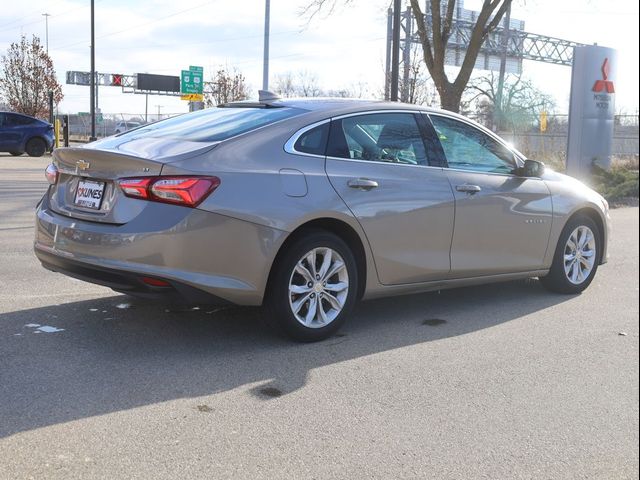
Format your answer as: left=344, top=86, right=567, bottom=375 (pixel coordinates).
left=74, top=179, right=106, bottom=210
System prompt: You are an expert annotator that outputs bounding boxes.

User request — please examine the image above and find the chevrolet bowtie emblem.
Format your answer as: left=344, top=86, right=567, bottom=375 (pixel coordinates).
left=76, top=160, right=90, bottom=170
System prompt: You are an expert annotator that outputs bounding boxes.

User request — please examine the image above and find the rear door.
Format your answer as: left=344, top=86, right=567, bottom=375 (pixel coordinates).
left=427, top=113, right=553, bottom=277
left=0, top=113, right=25, bottom=151
left=325, top=111, right=455, bottom=285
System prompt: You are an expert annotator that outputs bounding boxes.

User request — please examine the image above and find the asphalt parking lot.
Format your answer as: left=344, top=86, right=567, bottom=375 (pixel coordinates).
left=0, top=153, right=638, bottom=479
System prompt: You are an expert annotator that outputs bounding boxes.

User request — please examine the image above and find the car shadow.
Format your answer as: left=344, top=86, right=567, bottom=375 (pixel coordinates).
left=0, top=278, right=573, bottom=438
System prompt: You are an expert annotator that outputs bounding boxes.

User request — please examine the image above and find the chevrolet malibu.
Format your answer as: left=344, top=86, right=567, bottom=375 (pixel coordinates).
left=35, top=97, right=610, bottom=341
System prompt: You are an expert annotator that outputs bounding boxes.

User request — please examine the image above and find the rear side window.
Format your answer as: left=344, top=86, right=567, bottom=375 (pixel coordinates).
left=326, top=112, right=429, bottom=166
left=293, top=123, right=329, bottom=155
left=118, top=106, right=303, bottom=142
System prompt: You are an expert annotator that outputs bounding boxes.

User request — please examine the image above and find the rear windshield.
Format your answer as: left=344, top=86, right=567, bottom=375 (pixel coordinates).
left=118, top=106, right=303, bottom=142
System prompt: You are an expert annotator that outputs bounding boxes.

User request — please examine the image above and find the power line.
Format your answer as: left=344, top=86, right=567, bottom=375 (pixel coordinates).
left=50, top=0, right=219, bottom=50
left=0, top=1, right=101, bottom=35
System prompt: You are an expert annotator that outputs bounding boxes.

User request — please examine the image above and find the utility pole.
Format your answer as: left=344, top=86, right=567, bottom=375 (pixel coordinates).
left=384, top=8, right=393, bottom=100
left=42, top=13, right=51, bottom=54
left=390, top=0, right=401, bottom=101
left=89, top=0, right=96, bottom=141
left=494, top=3, right=511, bottom=132
left=262, top=0, right=270, bottom=91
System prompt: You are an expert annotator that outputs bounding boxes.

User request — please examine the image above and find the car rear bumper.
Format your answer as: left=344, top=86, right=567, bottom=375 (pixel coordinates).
left=34, top=194, right=288, bottom=305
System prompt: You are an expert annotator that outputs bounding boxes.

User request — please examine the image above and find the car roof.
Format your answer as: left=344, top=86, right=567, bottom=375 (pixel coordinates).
left=221, top=97, right=473, bottom=122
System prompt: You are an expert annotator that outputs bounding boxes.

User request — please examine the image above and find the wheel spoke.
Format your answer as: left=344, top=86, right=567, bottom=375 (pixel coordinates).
left=326, top=259, right=346, bottom=279
left=576, top=264, right=585, bottom=283
left=564, top=253, right=575, bottom=264
left=317, top=248, right=332, bottom=279
left=295, top=262, right=313, bottom=283
left=305, top=250, right=317, bottom=277
left=305, top=296, right=318, bottom=325
left=579, top=257, right=592, bottom=269
left=581, top=249, right=595, bottom=258
left=568, top=233, right=578, bottom=251
left=292, top=293, right=312, bottom=315
left=570, top=262, right=580, bottom=283
left=323, top=292, right=342, bottom=311
left=318, top=301, right=329, bottom=324
left=289, top=284, right=312, bottom=294
left=325, top=281, right=348, bottom=292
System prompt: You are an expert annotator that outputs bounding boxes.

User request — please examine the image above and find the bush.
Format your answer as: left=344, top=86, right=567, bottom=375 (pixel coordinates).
left=591, top=163, right=639, bottom=202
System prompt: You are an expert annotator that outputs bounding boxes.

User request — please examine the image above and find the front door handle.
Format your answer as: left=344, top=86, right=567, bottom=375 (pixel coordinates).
left=348, top=178, right=379, bottom=190
left=456, top=184, right=481, bottom=194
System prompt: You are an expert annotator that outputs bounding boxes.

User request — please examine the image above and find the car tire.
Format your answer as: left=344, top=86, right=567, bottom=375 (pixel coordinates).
left=10, top=151, right=23, bottom=156
left=265, top=230, right=358, bottom=342
left=540, top=214, right=601, bottom=294
left=25, top=138, right=46, bottom=157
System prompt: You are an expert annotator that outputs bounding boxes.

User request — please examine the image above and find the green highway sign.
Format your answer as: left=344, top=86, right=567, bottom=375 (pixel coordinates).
left=181, top=65, right=203, bottom=95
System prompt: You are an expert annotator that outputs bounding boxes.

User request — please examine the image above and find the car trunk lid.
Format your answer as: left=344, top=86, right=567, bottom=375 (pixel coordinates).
left=49, top=139, right=216, bottom=224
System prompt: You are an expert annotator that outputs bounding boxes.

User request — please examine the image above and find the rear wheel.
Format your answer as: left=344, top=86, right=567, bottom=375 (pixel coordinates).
left=540, top=214, right=600, bottom=294
left=10, top=151, right=23, bottom=156
left=266, top=230, right=358, bottom=342
left=25, top=138, right=46, bottom=157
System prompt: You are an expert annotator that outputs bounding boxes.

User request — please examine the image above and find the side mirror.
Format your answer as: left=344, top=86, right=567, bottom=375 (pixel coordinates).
left=518, top=159, right=545, bottom=177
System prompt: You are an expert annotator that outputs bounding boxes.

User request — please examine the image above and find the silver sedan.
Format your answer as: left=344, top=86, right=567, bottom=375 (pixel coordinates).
left=35, top=97, right=610, bottom=341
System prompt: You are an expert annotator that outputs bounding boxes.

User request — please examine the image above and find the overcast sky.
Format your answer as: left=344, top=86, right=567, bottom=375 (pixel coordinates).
left=1, top=0, right=638, bottom=116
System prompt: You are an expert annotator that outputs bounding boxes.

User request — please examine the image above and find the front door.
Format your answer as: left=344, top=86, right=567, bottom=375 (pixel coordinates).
left=325, top=111, right=455, bottom=285
left=427, top=114, right=553, bottom=277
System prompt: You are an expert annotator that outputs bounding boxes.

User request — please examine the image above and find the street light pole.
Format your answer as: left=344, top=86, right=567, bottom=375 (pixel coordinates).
left=89, top=0, right=96, bottom=141
left=390, top=0, right=401, bottom=102
left=262, top=0, right=270, bottom=91
left=42, top=13, right=51, bottom=54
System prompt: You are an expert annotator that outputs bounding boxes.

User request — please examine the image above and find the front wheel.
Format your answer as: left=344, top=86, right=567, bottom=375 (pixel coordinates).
left=540, top=215, right=600, bottom=294
left=265, top=231, right=358, bottom=342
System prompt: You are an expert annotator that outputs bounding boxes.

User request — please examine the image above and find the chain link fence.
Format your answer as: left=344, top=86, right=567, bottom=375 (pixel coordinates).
left=62, top=112, right=184, bottom=140
left=467, top=113, right=639, bottom=161
left=62, top=111, right=639, bottom=164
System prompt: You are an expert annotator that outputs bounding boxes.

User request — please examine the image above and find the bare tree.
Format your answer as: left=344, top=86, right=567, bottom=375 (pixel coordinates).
left=204, top=67, right=249, bottom=107
left=272, top=72, right=297, bottom=97
left=466, top=72, right=555, bottom=132
left=398, top=46, right=434, bottom=105
left=304, top=0, right=513, bottom=112
left=0, top=35, right=63, bottom=119
left=273, top=71, right=324, bottom=98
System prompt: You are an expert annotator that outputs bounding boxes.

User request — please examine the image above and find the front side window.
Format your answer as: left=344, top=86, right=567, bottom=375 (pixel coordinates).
left=429, top=115, right=516, bottom=174
left=11, top=114, right=36, bottom=126
left=327, top=112, right=429, bottom=166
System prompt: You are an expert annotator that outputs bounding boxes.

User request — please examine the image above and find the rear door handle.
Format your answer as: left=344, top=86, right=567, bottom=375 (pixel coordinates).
left=456, top=184, right=481, bottom=194
left=348, top=178, right=379, bottom=190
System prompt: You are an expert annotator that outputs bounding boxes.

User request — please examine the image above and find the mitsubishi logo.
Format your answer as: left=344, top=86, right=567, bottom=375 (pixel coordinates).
left=76, top=160, right=90, bottom=171
left=592, top=58, right=615, bottom=93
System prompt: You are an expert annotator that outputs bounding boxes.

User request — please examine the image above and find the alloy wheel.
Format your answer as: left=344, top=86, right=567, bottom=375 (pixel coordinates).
left=563, top=225, right=597, bottom=285
left=288, top=247, right=349, bottom=328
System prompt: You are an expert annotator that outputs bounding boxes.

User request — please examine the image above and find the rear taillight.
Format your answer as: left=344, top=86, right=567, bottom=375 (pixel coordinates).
left=118, top=176, right=220, bottom=208
left=45, top=163, right=58, bottom=185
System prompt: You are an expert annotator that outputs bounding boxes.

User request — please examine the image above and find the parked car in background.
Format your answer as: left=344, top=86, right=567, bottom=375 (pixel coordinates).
left=0, top=112, right=54, bottom=157
left=35, top=97, right=610, bottom=341
left=114, top=121, right=142, bottom=135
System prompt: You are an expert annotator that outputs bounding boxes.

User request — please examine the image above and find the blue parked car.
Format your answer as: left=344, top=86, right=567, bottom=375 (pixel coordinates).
left=0, top=111, right=54, bottom=157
